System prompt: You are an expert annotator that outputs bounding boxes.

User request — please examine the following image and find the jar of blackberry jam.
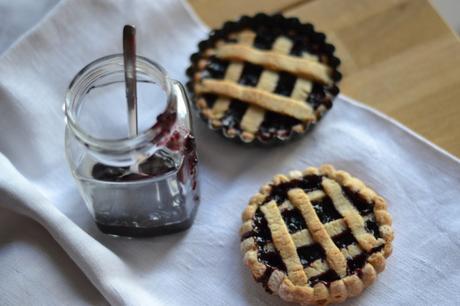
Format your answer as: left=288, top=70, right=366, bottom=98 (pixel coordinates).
left=65, top=55, right=199, bottom=237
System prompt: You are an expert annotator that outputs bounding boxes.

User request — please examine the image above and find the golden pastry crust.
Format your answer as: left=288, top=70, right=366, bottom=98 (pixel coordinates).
left=214, top=44, right=333, bottom=84
left=240, top=165, right=394, bottom=305
left=195, top=79, right=315, bottom=121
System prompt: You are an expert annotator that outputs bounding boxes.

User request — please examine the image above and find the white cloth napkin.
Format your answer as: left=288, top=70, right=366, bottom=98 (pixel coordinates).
left=1, top=0, right=459, bottom=305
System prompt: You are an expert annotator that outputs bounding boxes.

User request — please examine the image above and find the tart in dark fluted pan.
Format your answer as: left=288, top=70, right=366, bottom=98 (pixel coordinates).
left=186, top=13, right=341, bottom=145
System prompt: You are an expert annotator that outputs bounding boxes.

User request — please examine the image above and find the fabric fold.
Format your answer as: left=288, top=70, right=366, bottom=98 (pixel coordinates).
left=0, top=0, right=459, bottom=305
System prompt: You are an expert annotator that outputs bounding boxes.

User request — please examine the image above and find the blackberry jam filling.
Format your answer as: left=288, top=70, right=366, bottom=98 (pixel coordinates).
left=290, top=38, right=309, bottom=57
left=273, top=72, right=297, bottom=97
left=298, top=243, right=325, bottom=266
left=267, top=175, right=324, bottom=204
left=252, top=209, right=287, bottom=273
left=342, top=186, right=374, bottom=215
left=91, top=163, right=128, bottom=181
left=332, top=230, right=358, bottom=249
left=282, top=208, right=307, bottom=233
left=347, top=253, right=368, bottom=274
left=201, top=93, right=217, bottom=108
left=259, top=112, right=300, bottom=138
left=308, top=270, right=340, bottom=287
left=238, top=63, right=263, bottom=86
left=221, top=99, right=248, bottom=130
left=311, top=196, right=342, bottom=224
left=307, top=82, right=327, bottom=109
left=253, top=209, right=272, bottom=245
left=268, top=182, right=291, bottom=204
left=91, top=154, right=176, bottom=182
left=255, top=266, right=275, bottom=293
left=259, top=251, right=287, bottom=272
left=95, top=215, right=193, bottom=237
left=206, top=57, right=229, bottom=79
left=365, top=219, right=382, bottom=238
left=299, top=175, right=324, bottom=191
left=370, top=244, right=384, bottom=253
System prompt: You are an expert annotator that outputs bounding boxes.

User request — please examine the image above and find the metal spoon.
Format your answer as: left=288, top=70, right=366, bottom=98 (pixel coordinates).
left=123, top=25, right=138, bottom=137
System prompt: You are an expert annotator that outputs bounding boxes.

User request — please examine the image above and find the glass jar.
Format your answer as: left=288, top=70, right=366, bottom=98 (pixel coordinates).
left=65, top=54, right=199, bottom=237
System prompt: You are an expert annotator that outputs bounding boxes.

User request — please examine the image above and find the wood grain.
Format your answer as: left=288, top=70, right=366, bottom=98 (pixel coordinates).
left=188, top=0, right=306, bottom=28
left=189, top=0, right=460, bottom=156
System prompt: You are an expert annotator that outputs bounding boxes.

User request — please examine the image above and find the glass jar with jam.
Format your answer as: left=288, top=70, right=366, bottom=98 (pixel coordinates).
left=65, top=55, right=199, bottom=237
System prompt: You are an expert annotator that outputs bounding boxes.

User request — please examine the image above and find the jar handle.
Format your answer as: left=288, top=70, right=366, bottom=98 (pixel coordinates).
left=170, top=79, right=195, bottom=132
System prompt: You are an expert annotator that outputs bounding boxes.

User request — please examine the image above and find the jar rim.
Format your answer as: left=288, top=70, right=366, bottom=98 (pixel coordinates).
left=65, top=54, right=174, bottom=154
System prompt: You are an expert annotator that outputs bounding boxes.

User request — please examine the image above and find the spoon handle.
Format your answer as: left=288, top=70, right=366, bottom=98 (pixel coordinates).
left=123, top=25, right=138, bottom=137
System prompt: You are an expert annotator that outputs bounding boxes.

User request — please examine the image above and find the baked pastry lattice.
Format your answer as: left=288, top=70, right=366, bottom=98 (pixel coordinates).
left=240, top=165, right=393, bottom=305
left=187, top=14, right=341, bottom=144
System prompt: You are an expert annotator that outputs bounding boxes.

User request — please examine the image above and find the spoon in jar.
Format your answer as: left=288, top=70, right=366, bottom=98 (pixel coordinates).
left=123, top=24, right=138, bottom=138
left=122, top=25, right=148, bottom=176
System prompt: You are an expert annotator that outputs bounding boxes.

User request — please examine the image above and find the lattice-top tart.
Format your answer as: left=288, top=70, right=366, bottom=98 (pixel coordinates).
left=186, top=14, right=341, bottom=144
left=240, top=165, right=393, bottom=305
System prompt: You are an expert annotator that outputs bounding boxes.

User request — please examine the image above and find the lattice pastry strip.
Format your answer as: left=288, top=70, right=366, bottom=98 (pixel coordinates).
left=288, top=188, right=347, bottom=277
left=238, top=43, right=328, bottom=141
left=213, top=44, right=332, bottom=84
left=240, top=37, right=293, bottom=140
left=196, top=79, right=315, bottom=121
left=304, top=259, right=330, bottom=279
left=322, top=178, right=384, bottom=252
left=261, top=200, right=308, bottom=286
left=208, top=30, right=256, bottom=123
left=290, top=53, right=319, bottom=102
left=291, top=229, right=314, bottom=248
left=307, top=190, right=325, bottom=202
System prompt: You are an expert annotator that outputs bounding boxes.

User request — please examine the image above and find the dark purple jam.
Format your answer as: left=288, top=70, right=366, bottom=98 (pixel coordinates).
left=205, top=57, right=229, bottom=79
left=151, top=109, right=177, bottom=143
left=220, top=99, right=248, bottom=131
left=297, top=243, right=325, bottom=266
left=347, top=253, right=368, bottom=275
left=365, top=219, right=381, bottom=239
left=95, top=216, right=194, bottom=237
left=259, top=251, right=286, bottom=272
left=253, top=209, right=273, bottom=246
left=238, top=63, right=263, bottom=86
left=307, top=82, right=327, bottom=109
left=342, top=186, right=374, bottom=215
left=90, top=130, right=199, bottom=237
left=181, top=134, right=199, bottom=191
left=308, top=270, right=340, bottom=287
left=255, top=266, right=275, bottom=293
left=251, top=209, right=287, bottom=272
left=282, top=208, right=307, bottom=233
left=91, top=155, right=176, bottom=182
left=311, top=196, right=342, bottom=224
left=273, top=72, right=297, bottom=97
left=332, top=230, right=358, bottom=249
left=267, top=175, right=324, bottom=204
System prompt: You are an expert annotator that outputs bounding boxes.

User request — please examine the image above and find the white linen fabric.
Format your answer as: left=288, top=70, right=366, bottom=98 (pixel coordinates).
left=0, top=0, right=459, bottom=305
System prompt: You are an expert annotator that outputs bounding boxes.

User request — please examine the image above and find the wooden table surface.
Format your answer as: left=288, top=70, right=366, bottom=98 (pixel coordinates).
left=189, top=0, right=460, bottom=157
